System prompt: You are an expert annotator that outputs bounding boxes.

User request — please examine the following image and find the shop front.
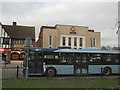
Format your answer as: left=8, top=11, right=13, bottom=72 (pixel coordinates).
left=11, top=47, right=26, bottom=61
left=0, top=48, right=11, bottom=64
left=11, top=44, right=27, bottom=60
left=11, top=51, right=25, bottom=60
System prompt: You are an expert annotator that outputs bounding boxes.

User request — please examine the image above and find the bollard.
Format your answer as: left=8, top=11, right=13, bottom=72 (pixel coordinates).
left=17, top=65, right=19, bottom=79
left=4, top=60, right=7, bottom=68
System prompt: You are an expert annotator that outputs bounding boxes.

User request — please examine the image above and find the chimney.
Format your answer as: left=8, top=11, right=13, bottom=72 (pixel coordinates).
left=13, top=22, right=17, bottom=26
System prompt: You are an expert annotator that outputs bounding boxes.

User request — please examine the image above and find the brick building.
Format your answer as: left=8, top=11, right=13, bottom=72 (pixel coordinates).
left=37, top=24, right=100, bottom=49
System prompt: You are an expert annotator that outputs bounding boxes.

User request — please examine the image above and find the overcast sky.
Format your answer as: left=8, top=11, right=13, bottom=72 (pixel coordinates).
left=1, top=0, right=119, bottom=47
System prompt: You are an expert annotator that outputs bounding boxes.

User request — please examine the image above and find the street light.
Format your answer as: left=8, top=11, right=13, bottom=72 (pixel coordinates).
left=24, top=37, right=32, bottom=79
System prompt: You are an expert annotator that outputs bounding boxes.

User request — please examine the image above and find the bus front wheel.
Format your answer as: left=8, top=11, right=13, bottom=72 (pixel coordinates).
left=45, top=67, right=56, bottom=77
left=103, top=67, right=112, bottom=76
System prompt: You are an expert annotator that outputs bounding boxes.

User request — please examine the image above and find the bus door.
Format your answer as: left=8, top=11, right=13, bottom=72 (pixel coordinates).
left=74, top=54, right=88, bottom=75
left=28, top=52, right=43, bottom=75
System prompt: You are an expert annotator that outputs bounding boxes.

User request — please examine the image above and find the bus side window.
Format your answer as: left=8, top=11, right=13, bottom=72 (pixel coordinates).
left=28, top=61, right=34, bottom=68
left=89, top=54, right=101, bottom=65
left=60, top=55, right=67, bottom=64
left=29, top=52, right=35, bottom=60
left=44, top=54, right=59, bottom=64
left=103, top=54, right=117, bottom=64
left=60, top=53, right=73, bottom=65
left=55, top=55, right=59, bottom=59
left=111, top=55, right=119, bottom=64
left=67, top=56, right=73, bottom=64
left=106, top=55, right=111, bottom=62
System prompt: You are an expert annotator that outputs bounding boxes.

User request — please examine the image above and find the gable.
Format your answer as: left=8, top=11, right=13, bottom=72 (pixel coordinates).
left=2, top=25, right=35, bottom=39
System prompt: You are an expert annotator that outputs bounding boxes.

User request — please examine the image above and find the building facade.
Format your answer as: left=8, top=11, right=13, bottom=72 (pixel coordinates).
left=0, top=22, right=11, bottom=62
left=37, top=24, right=100, bottom=49
left=0, top=22, right=35, bottom=61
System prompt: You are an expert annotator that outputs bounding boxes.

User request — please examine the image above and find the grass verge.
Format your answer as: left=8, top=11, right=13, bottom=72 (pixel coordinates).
left=2, top=77, right=119, bottom=88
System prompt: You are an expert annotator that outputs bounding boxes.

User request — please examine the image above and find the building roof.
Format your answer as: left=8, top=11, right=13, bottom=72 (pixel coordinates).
left=55, top=24, right=88, bottom=28
left=40, top=24, right=89, bottom=30
left=41, top=26, right=56, bottom=29
left=2, top=22, right=35, bottom=40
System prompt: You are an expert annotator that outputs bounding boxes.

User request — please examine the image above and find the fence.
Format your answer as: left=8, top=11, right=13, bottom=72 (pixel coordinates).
left=2, top=66, right=105, bottom=79
left=2, top=66, right=23, bottom=79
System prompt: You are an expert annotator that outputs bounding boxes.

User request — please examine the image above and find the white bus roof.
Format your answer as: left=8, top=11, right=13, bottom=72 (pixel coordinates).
left=55, top=48, right=119, bottom=54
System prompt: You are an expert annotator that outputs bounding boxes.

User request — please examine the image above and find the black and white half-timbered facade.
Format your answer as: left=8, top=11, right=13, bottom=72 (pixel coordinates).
left=0, top=22, right=35, bottom=61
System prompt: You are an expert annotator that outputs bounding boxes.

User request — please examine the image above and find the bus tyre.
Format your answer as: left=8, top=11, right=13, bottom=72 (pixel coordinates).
left=45, top=68, right=56, bottom=77
left=103, top=67, right=112, bottom=76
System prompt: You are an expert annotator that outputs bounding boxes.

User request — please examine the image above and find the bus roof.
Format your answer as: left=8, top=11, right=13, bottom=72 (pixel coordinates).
left=28, top=47, right=119, bottom=54
left=29, top=48, right=58, bottom=52
left=55, top=48, right=119, bottom=54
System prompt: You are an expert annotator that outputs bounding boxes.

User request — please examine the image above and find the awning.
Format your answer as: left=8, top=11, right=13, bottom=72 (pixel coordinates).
left=0, top=48, right=11, bottom=52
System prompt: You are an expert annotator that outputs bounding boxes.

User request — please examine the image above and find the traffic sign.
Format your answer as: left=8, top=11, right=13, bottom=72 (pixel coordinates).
left=24, top=37, right=32, bottom=45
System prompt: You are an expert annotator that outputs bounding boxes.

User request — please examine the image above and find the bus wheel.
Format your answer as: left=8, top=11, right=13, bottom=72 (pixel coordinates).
left=45, top=68, right=56, bottom=77
left=103, top=67, right=112, bottom=76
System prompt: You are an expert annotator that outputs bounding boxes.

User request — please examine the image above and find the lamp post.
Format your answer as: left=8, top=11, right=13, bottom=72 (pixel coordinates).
left=24, top=37, right=32, bottom=79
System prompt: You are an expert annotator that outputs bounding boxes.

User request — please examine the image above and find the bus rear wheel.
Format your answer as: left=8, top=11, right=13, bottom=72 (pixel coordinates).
left=45, top=68, right=56, bottom=77
left=103, top=67, right=112, bottom=76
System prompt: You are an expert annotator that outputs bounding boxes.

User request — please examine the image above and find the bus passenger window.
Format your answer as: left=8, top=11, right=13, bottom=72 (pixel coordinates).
left=89, top=54, right=101, bottom=64
left=55, top=55, right=59, bottom=59
left=61, top=59, right=67, bottom=63
left=60, top=57, right=67, bottom=64
left=60, top=56, right=67, bottom=64
left=29, top=53, right=35, bottom=60
left=90, top=59, right=93, bottom=62
left=106, top=57, right=111, bottom=62
left=67, top=56, right=73, bottom=64
left=115, top=59, right=119, bottom=63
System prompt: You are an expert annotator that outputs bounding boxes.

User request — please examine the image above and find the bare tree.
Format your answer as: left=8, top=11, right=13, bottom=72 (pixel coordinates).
left=112, top=47, right=119, bottom=50
left=101, top=46, right=112, bottom=50
left=101, top=46, right=107, bottom=50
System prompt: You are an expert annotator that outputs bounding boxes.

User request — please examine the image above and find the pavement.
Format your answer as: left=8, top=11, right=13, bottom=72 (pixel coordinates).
left=1, top=61, right=24, bottom=78
left=2, top=61, right=23, bottom=68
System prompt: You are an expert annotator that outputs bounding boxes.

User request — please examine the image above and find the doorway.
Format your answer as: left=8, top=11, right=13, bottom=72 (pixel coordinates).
left=74, top=53, right=88, bottom=75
